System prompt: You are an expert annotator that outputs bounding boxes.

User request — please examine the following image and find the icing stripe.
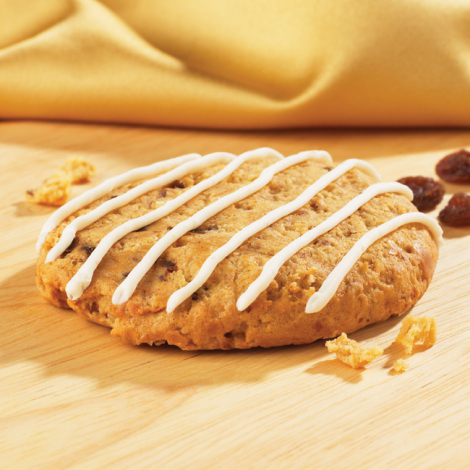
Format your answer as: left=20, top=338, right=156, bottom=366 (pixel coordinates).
left=66, top=148, right=285, bottom=300
left=46, top=152, right=235, bottom=263
left=41, top=146, right=442, bottom=316
left=305, top=213, right=443, bottom=313
left=166, top=159, right=381, bottom=313
left=236, top=182, right=415, bottom=311
left=112, top=149, right=332, bottom=305
left=37, top=153, right=200, bottom=252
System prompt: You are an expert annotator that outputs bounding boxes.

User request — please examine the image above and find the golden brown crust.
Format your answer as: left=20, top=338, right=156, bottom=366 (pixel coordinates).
left=26, top=171, right=72, bottom=206
left=36, top=156, right=439, bottom=350
left=26, top=157, right=96, bottom=206
left=61, top=157, right=96, bottom=184
left=395, top=315, right=437, bottom=354
left=326, top=333, right=383, bottom=369
left=392, top=359, right=409, bottom=373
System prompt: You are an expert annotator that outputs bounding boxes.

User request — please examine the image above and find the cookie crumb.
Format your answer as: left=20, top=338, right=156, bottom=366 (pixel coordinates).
left=395, top=315, right=436, bottom=355
left=61, top=157, right=96, bottom=184
left=392, top=359, right=409, bottom=373
left=326, top=333, right=383, bottom=369
left=25, top=171, right=72, bottom=206
left=288, top=282, right=300, bottom=293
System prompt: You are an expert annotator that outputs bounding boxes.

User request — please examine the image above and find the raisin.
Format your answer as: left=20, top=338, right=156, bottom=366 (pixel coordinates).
left=313, top=238, right=330, bottom=246
left=190, top=225, right=218, bottom=234
left=160, top=259, right=178, bottom=272
left=81, top=245, right=95, bottom=256
left=192, top=292, right=199, bottom=301
left=167, top=180, right=186, bottom=189
left=135, top=224, right=150, bottom=232
left=397, top=176, right=444, bottom=212
left=438, top=193, right=470, bottom=227
left=60, top=237, right=78, bottom=258
left=436, top=149, right=470, bottom=184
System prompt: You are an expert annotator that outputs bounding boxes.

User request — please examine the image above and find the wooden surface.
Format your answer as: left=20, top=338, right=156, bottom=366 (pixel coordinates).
left=1, top=121, right=470, bottom=469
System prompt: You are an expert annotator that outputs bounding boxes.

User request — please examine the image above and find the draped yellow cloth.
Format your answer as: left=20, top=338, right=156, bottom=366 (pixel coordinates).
left=1, top=0, right=470, bottom=129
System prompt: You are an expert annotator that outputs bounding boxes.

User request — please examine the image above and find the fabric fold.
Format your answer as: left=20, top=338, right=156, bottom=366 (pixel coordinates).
left=0, top=0, right=469, bottom=128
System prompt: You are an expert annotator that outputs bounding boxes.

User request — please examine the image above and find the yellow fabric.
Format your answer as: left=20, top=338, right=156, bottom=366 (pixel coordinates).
left=1, top=0, right=470, bottom=129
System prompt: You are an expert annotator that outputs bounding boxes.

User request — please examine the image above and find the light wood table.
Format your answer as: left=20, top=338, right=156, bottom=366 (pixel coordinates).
left=1, top=121, right=469, bottom=469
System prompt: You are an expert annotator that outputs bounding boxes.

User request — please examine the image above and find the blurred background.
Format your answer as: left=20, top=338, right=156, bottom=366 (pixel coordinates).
left=1, top=0, right=470, bottom=129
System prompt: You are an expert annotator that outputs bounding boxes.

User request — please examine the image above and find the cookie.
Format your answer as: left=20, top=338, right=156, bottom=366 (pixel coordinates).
left=36, top=148, right=442, bottom=350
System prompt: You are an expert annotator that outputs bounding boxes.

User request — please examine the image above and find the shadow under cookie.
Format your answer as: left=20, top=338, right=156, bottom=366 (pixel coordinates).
left=0, top=264, right=328, bottom=390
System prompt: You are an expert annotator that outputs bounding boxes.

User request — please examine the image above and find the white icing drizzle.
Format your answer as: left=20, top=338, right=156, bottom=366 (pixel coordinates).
left=305, top=213, right=443, bottom=313
left=66, top=148, right=285, bottom=300
left=112, top=149, right=332, bottom=305
left=166, top=159, right=381, bottom=313
left=37, top=146, right=443, bottom=316
left=236, top=182, right=418, bottom=311
left=47, top=152, right=235, bottom=263
left=37, top=152, right=200, bottom=252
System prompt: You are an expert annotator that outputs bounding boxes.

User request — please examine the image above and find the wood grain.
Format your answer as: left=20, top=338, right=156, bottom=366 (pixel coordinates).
left=1, top=121, right=469, bottom=469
